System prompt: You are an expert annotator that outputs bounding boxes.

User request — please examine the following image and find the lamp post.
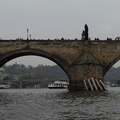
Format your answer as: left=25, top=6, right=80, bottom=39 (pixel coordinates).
left=27, top=29, right=29, bottom=40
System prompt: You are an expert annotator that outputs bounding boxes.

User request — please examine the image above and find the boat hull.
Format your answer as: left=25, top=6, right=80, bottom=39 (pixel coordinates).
left=48, top=80, right=69, bottom=89
left=48, top=87, right=67, bottom=89
left=0, top=84, right=10, bottom=89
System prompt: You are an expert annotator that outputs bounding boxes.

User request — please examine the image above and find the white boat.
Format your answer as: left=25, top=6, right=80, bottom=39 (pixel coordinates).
left=48, top=80, right=69, bottom=89
left=0, top=84, right=10, bottom=89
left=111, top=84, right=116, bottom=87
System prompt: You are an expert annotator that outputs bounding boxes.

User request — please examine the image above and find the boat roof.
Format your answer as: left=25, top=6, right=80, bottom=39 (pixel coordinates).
left=54, top=81, right=69, bottom=84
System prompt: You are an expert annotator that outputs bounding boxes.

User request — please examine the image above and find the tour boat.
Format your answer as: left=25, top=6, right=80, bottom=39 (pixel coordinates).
left=48, top=80, right=69, bottom=89
left=0, top=84, right=10, bottom=89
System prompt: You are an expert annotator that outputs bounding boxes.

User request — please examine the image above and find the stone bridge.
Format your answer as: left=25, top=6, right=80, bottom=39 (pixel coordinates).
left=0, top=79, right=46, bottom=88
left=0, top=39, right=120, bottom=90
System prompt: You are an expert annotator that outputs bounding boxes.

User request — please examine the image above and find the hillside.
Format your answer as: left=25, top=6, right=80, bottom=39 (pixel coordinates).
left=2, top=64, right=120, bottom=85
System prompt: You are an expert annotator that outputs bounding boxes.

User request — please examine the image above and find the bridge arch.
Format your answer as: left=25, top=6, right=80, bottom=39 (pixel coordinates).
left=0, top=48, right=71, bottom=80
left=103, top=58, right=120, bottom=85
left=110, top=56, right=120, bottom=69
left=103, top=54, right=120, bottom=76
left=22, top=81, right=42, bottom=88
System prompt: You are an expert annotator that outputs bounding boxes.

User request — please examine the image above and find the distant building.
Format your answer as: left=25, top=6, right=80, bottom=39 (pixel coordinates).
left=0, top=67, right=6, bottom=80
left=0, top=67, right=5, bottom=73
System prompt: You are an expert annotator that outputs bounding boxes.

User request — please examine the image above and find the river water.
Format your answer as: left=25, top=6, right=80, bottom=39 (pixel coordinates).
left=0, top=87, right=120, bottom=120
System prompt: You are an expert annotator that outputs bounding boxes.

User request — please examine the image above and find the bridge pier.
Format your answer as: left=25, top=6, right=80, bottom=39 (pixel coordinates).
left=19, top=81, right=23, bottom=88
left=68, top=63, right=106, bottom=91
left=68, top=78, right=107, bottom=91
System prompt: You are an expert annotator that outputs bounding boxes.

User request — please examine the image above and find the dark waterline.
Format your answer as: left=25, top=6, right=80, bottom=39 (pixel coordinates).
left=0, top=87, right=120, bottom=120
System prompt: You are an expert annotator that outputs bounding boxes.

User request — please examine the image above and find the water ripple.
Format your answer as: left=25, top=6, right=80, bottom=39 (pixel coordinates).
left=0, top=88, right=120, bottom=120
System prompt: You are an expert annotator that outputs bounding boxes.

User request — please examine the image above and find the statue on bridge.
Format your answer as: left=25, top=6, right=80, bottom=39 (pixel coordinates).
left=81, top=24, right=89, bottom=40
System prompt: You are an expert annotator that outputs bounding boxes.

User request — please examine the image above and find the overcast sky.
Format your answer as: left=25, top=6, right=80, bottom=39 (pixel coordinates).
left=1, top=0, right=120, bottom=67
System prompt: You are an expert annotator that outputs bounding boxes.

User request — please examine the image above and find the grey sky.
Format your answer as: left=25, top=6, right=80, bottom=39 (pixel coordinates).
left=1, top=0, right=120, bottom=66
left=7, top=56, right=56, bottom=66
left=1, top=0, right=120, bottom=40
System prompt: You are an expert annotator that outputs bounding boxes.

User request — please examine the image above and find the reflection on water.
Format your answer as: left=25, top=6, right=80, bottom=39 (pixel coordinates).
left=0, top=87, right=120, bottom=120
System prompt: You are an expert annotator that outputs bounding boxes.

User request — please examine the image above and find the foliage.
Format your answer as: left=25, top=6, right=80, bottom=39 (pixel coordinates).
left=3, top=64, right=120, bottom=81
left=3, top=64, right=68, bottom=80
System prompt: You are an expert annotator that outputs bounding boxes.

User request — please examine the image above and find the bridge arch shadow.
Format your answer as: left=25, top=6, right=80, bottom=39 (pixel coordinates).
left=0, top=48, right=71, bottom=81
